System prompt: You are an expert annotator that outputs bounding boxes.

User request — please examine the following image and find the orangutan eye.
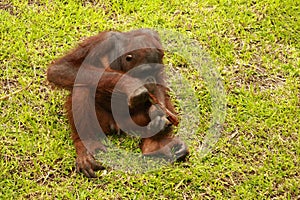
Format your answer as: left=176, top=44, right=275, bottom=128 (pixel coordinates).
left=125, top=54, right=133, bottom=62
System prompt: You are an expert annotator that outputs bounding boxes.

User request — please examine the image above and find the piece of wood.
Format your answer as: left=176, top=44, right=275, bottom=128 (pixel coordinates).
left=148, top=93, right=179, bottom=126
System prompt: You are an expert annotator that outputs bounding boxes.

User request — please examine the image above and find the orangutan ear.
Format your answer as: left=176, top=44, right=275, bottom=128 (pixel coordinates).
left=84, top=31, right=124, bottom=68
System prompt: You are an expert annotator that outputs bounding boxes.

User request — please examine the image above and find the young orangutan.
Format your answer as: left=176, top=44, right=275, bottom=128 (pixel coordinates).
left=47, top=29, right=188, bottom=177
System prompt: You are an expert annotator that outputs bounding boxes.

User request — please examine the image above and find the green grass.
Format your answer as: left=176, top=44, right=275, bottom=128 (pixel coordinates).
left=1, top=0, right=299, bottom=199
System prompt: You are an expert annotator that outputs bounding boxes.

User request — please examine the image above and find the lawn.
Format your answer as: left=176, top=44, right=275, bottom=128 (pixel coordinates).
left=0, top=0, right=299, bottom=199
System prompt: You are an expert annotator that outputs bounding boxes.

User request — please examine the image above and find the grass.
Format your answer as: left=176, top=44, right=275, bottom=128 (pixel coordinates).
left=1, top=0, right=299, bottom=199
